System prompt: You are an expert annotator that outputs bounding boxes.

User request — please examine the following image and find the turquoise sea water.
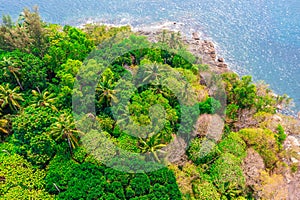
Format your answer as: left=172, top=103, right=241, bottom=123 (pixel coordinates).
left=1, top=0, right=299, bottom=112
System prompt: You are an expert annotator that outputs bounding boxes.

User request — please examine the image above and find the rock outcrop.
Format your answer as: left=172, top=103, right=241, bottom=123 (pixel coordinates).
left=186, top=38, right=230, bottom=74
left=242, top=148, right=265, bottom=187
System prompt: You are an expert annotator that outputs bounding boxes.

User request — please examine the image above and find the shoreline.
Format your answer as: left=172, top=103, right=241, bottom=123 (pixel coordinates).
left=79, top=20, right=299, bottom=118
left=79, top=20, right=231, bottom=73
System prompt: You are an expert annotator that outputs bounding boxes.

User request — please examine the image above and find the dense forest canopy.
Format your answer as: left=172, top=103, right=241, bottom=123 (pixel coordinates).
left=0, top=7, right=299, bottom=199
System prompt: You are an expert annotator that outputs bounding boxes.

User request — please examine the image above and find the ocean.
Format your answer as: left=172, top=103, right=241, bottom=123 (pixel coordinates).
left=1, top=0, right=299, bottom=112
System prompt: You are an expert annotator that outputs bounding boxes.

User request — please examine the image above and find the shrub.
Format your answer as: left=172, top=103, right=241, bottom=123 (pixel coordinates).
left=187, top=137, right=218, bottom=165
left=276, top=124, right=286, bottom=147
left=192, top=180, right=220, bottom=200
left=130, top=174, right=150, bottom=196
left=0, top=153, right=53, bottom=199
left=209, top=153, right=245, bottom=198
left=217, top=132, right=247, bottom=159
left=238, top=128, right=279, bottom=168
left=199, top=97, right=221, bottom=114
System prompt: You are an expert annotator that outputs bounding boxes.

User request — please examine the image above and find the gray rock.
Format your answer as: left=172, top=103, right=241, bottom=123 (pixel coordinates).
left=217, top=63, right=228, bottom=68
left=192, top=32, right=200, bottom=40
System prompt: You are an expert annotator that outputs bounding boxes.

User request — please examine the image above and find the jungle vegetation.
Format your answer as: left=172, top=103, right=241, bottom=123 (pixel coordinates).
left=0, top=7, right=298, bottom=200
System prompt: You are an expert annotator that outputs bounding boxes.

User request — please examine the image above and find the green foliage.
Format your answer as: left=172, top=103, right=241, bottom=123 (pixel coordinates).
left=127, top=89, right=178, bottom=138
left=84, top=24, right=132, bottom=46
left=0, top=152, right=53, bottom=199
left=117, top=133, right=140, bottom=153
left=81, top=130, right=117, bottom=163
left=238, top=128, right=280, bottom=168
left=187, top=137, right=218, bottom=165
left=209, top=153, right=245, bottom=198
left=12, top=106, right=57, bottom=166
left=0, top=117, right=9, bottom=139
left=45, top=154, right=181, bottom=199
left=192, top=180, right=221, bottom=200
left=199, top=97, right=221, bottom=114
left=138, top=132, right=167, bottom=163
left=44, top=154, right=79, bottom=194
left=276, top=124, right=286, bottom=148
left=31, top=89, right=58, bottom=111
left=96, top=68, right=118, bottom=107
left=55, top=59, right=82, bottom=105
left=130, top=173, right=150, bottom=196
left=177, top=104, right=200, bottom=138
left=0, top=9, right=291, bottom=199
left=0, top=50, right=47, bottom=90
left=222, top=73, right=256, bottom=109
left=43, top=25, right=94, bottom=76
left=97, top=114, right=115, bottom=134
left=217, top=132, right=247, bottom=159
left=49, top=112, right=82, bottom=153
left=0, top=7, right=47, bottom=56
left=0, top=83, right=24, bottom=113
left=222, top=73, right=278, bottom=115
left=225, top=103, right=239, bottom=121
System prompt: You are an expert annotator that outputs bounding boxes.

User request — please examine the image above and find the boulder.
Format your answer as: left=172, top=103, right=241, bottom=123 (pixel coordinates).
left=217, top=63, right=228, bottom=68
left=218, top=57, right=224, bottom=62
left=192, top=32, right=200, bottom=40
left=242, top=148, right=265, bottom=186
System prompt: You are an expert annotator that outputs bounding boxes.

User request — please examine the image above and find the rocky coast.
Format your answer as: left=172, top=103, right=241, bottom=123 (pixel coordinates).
left=133, top=24, right=300, bottom=199
left=82, top=21, right=300, bottom=198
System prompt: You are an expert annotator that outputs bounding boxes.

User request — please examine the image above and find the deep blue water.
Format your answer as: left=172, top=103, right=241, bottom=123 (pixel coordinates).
left=1, top=0, right=299, bottom=112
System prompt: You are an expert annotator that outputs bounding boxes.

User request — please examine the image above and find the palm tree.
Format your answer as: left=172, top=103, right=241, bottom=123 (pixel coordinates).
left=0, top=118, right=9, bottom=135
left=0, top=83, right=24, bottom=112
left=0, top=108, right=9, bottom=137
left=142, top=63, right=164, bottom=83
left=139, top=132, right=167, bottom=163
left=96, top=76, right=117, bottom=106
left=49, top=113, right=83, bottom=154
left=179, top=82, right=197, bottom=105
left=0, top=57, right=24, bottom=90
left=31, top=89, right=58, bottom=111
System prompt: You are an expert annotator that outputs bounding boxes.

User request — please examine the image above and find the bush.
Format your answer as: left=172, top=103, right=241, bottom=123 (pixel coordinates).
left=217, top=132, right=247, bottom=159
left=187, top=137, right=218, bottom=165
left=0, top=152, right=53, bottom=199
left=130, top=174, right=150, bottom=196
left=199, top=97, right=221, bottom=114
left=209, top=153, right=245, bottom=198
left=192, top=180, right=220, bottom=200
left=276, top=124, right=286, bottom=147
left=12, top=106, right=57, bottom=166
left=238, top=128, right=279, bottom=168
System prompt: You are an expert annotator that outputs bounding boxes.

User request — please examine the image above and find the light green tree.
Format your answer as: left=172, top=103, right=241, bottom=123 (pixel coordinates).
left=0, top=83, right=24, bottom=112
left=49, top=113, right=82, bottom=154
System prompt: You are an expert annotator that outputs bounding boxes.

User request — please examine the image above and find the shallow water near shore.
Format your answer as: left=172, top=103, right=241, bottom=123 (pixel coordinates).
left=1, top=0, right=299, bottom=112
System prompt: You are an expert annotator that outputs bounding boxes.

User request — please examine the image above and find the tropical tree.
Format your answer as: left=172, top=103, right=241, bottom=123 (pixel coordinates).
left=0, top=57, right=23, bottom=90
left=0, top=7, right=48, bottom=56
left=96, top=72, right=117, bottom=107
left=0, top=83, right=24, bottom=112
left=49, top=113, right=82, bottom=154
left=0, top=118, right=9, bottom=135
left=142, top=63, right=164, bottom=83
left=179, top=82, right=197, bottom=105
left=31, top=89, right=57, bottom=111
left=139, top=132, right=167, bottom=163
